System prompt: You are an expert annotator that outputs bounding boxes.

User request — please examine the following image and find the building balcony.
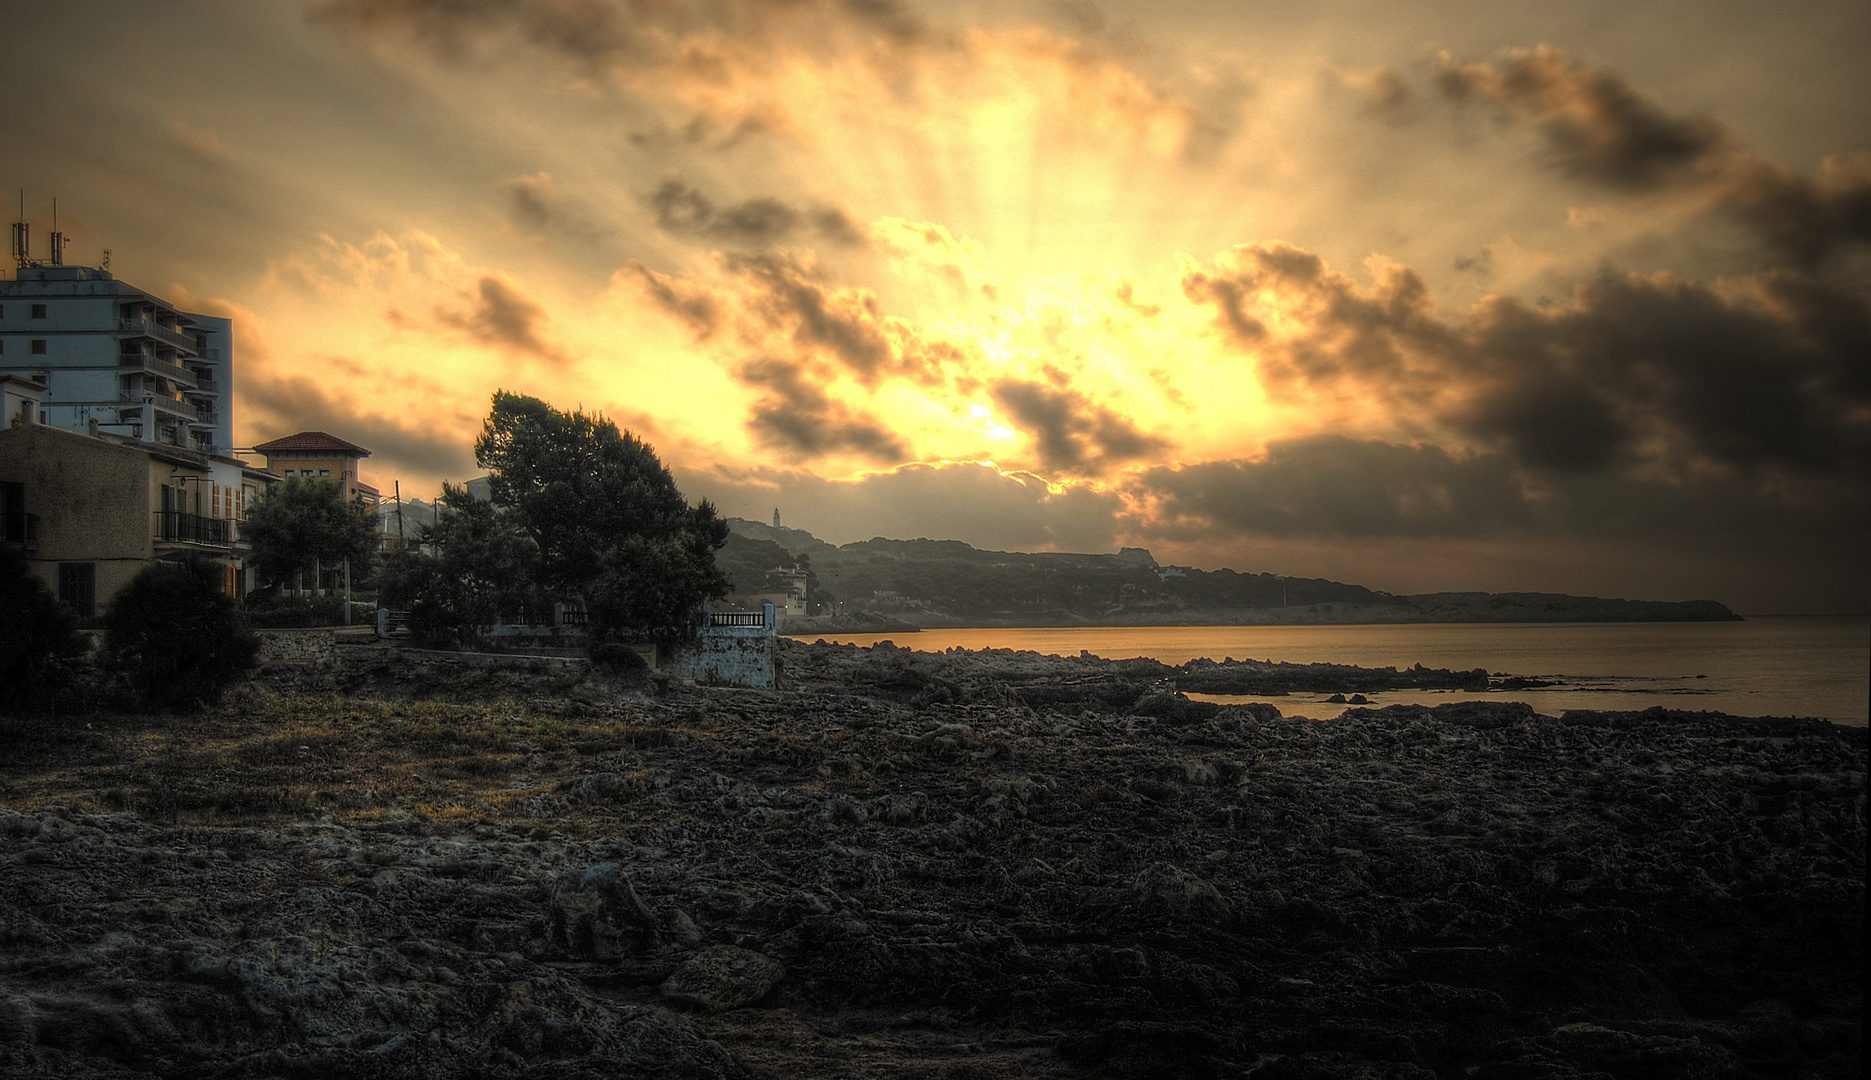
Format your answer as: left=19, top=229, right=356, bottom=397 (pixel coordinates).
left=155, top=511, right=231, bottom=548
left=120, top=389, right=202, bottom=421
left=190, top=374, right=219, bottom=393
left=119, top=355, right=198, bottom=388
left=1, top=512, right=38, bottom=550
left=118, top=316, right=202, bottom=356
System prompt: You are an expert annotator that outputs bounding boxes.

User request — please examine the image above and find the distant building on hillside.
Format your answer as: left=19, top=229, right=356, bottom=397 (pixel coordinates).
left=0, top=265, right=233, bottom=455
left=253, top=431, right=381, bottom=510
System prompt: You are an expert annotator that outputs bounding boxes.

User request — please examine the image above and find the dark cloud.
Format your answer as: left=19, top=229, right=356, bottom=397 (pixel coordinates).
left=1132, top=436, right=1532, bottom=540
left=648, top=179, right=866, bottom=248
left=738, top=356, right=907, bottom=462
left=310, top=0, right=644, bottom=72
left=1121, top=438, right=1869, bottom=611
left=1461, top=271, right=1867, bottom=473
left=1717, top=154, right=1871, bottom=269
left=1438, top=45, right=1725, bottom=190
left=623, top=259, right=722, bottom=339
left=1184, top=244, right=1871, bottom=476
left=436, top=276, right=561, bottom=361
left=726, top=252, right=894, bottom=381
left=1432, top=46, right=1870, bottom=268
left=240, top=369, right=475, bottom=479
left=1182, top=242, right=1455, bottom=388
left=496, top=171, right=556, bottom=232
left=991, top=378, right=1169, bottom=476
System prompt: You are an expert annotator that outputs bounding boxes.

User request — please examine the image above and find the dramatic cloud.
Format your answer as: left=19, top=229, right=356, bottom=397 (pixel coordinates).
left=1438, top=44, right=1726, bottom=190
left=624, top=259, right=722, bottom=339
left=436, top=276, right=562, bottom=362
left=10, top=6, right=1869, bottom=608
left=1132, top=436, right=1532, bottom=540
left=738, top=357, right=907, bottom=462
left=647, top=180, right=865, bottom=248
left=991, top=377, right=1168, bottom=476
left=1434, top=45, right=1871, bottom=267
left=1182, top=243, right=1871, bottom=476
left=242, top=368, right=478, bottom=479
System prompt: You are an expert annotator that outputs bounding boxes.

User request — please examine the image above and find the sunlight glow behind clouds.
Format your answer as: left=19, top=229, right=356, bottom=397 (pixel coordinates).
left=3, top=0, right=1866, bottom=609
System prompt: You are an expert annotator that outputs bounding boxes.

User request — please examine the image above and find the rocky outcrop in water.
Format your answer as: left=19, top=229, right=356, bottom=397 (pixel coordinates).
left=0, top=641, right=1860, bottom=1078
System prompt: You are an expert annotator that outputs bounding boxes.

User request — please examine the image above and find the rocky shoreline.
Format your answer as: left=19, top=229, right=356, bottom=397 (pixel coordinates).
left=0, top=639, right=1862, bottom=1078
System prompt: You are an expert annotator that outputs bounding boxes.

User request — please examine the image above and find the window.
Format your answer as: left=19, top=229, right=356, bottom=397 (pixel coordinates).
left=0, top=340, right=5, bottom=354
left=319, top=469, right=331, bottom=477
left=30, top=340, right=46, bottom=355
left=30, top=304, right=47, bottom=319
left=59, top=563, right=96, bottom=618
left=212, top=483, right=221, bottom=518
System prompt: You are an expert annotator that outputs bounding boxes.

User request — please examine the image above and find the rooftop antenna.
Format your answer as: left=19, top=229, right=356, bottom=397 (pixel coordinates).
left=10, top=189, right=29, bottom=271
left=48, top=198, right=63, bottom=267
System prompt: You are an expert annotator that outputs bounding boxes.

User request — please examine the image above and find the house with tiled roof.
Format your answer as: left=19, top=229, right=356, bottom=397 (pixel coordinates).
left=253, top=431, right=380, bottom=509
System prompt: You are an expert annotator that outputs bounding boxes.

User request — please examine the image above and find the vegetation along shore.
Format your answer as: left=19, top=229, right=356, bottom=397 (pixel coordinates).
left=1, top=639, right=1861, bottom=1078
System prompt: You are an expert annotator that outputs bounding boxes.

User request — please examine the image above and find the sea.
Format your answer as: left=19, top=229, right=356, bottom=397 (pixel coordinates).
left=791, top=616, right=1870, bottom=725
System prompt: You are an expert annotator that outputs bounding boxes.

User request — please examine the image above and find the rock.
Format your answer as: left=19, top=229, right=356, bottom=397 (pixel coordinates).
left=659, top=946, right=785, bottom=1013
left=550, top=863, right=662, bottom=959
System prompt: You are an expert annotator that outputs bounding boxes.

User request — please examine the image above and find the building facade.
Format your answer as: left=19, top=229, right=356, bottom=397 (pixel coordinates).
left=0, top=422, right=275, bottom=616
left=253, top=431, right=381, bottom=509
left=0, top=265, right=232, bottom=455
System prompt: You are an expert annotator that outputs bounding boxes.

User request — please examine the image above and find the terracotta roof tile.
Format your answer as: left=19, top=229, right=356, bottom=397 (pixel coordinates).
left=252, top=431, right=372, bottom=456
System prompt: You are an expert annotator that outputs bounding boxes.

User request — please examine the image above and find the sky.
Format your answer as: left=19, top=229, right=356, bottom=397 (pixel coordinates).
left=2, top=0, right=1867, bottom=613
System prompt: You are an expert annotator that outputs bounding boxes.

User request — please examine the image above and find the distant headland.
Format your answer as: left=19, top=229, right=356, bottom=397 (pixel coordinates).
left=717, top=519, right=1742, bottom=632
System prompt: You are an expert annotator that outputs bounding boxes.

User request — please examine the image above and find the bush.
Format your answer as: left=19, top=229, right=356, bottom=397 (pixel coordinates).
left=104, top=556, right=260, bottom=710
left=590, top=641, right=649, bottom=674
left=0, top=544, right=89, bottom=713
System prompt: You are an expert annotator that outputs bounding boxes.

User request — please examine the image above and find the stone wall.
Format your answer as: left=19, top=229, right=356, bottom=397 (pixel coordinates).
left=664, top=626, right=775, bottom=688
left=256, top=628, right=337, bottom=667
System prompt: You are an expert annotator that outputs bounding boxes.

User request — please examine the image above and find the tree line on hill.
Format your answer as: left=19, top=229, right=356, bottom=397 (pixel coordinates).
left=718, top=518, right=1740, bottom=627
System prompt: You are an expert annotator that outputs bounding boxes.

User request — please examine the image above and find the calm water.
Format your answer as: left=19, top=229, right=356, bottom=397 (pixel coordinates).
left=793, top=617, right=1870, bottom=724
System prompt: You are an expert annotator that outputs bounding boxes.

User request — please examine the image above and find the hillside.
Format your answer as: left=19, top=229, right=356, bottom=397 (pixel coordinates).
left=719, top=519, right=1740, bottom=628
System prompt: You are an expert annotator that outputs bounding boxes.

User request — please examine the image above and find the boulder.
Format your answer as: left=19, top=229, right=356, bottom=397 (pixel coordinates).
left=659, top=946, right=785, bottom=1013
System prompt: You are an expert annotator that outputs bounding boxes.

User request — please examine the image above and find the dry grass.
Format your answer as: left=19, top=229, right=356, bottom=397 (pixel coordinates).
left=0, top=687, right=668, bottom=832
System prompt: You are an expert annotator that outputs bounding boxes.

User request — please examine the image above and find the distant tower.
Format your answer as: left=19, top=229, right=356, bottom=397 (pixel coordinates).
left=773, top=507, right=781, bottom=528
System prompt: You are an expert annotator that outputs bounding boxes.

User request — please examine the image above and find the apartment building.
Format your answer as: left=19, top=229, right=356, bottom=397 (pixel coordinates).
left=0, top=264, right=232, bottom=456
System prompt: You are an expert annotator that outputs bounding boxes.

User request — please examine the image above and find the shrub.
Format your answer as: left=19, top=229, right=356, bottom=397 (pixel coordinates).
left=590, top=641, right=650, bottom=676
left=0, top=544, right=89, bottom=713
left=104, top=556, right=260, bottom=710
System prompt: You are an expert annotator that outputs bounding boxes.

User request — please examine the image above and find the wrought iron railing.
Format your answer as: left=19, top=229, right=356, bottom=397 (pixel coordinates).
left=155, top=511, right=231, bottom=547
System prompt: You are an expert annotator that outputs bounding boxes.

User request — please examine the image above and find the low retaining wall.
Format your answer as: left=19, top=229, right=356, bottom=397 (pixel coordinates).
left=256, top=628, right=337, bottom=667
left=664, top=625, right=775, bottom=688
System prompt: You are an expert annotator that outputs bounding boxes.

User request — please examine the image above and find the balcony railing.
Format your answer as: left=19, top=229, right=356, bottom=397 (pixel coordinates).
left=119, top=355, right=197, bottom=388
left=191, top=374, right=219, bottom=393
left=156, top=511, right=231, bottom=547
left=709, top=611, right=769, bottom=627
left=118, top=316, right=201, bottom=356
left=1, top=512, right=38, bottom=549
left=120, top=390, right=202, bottom=421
